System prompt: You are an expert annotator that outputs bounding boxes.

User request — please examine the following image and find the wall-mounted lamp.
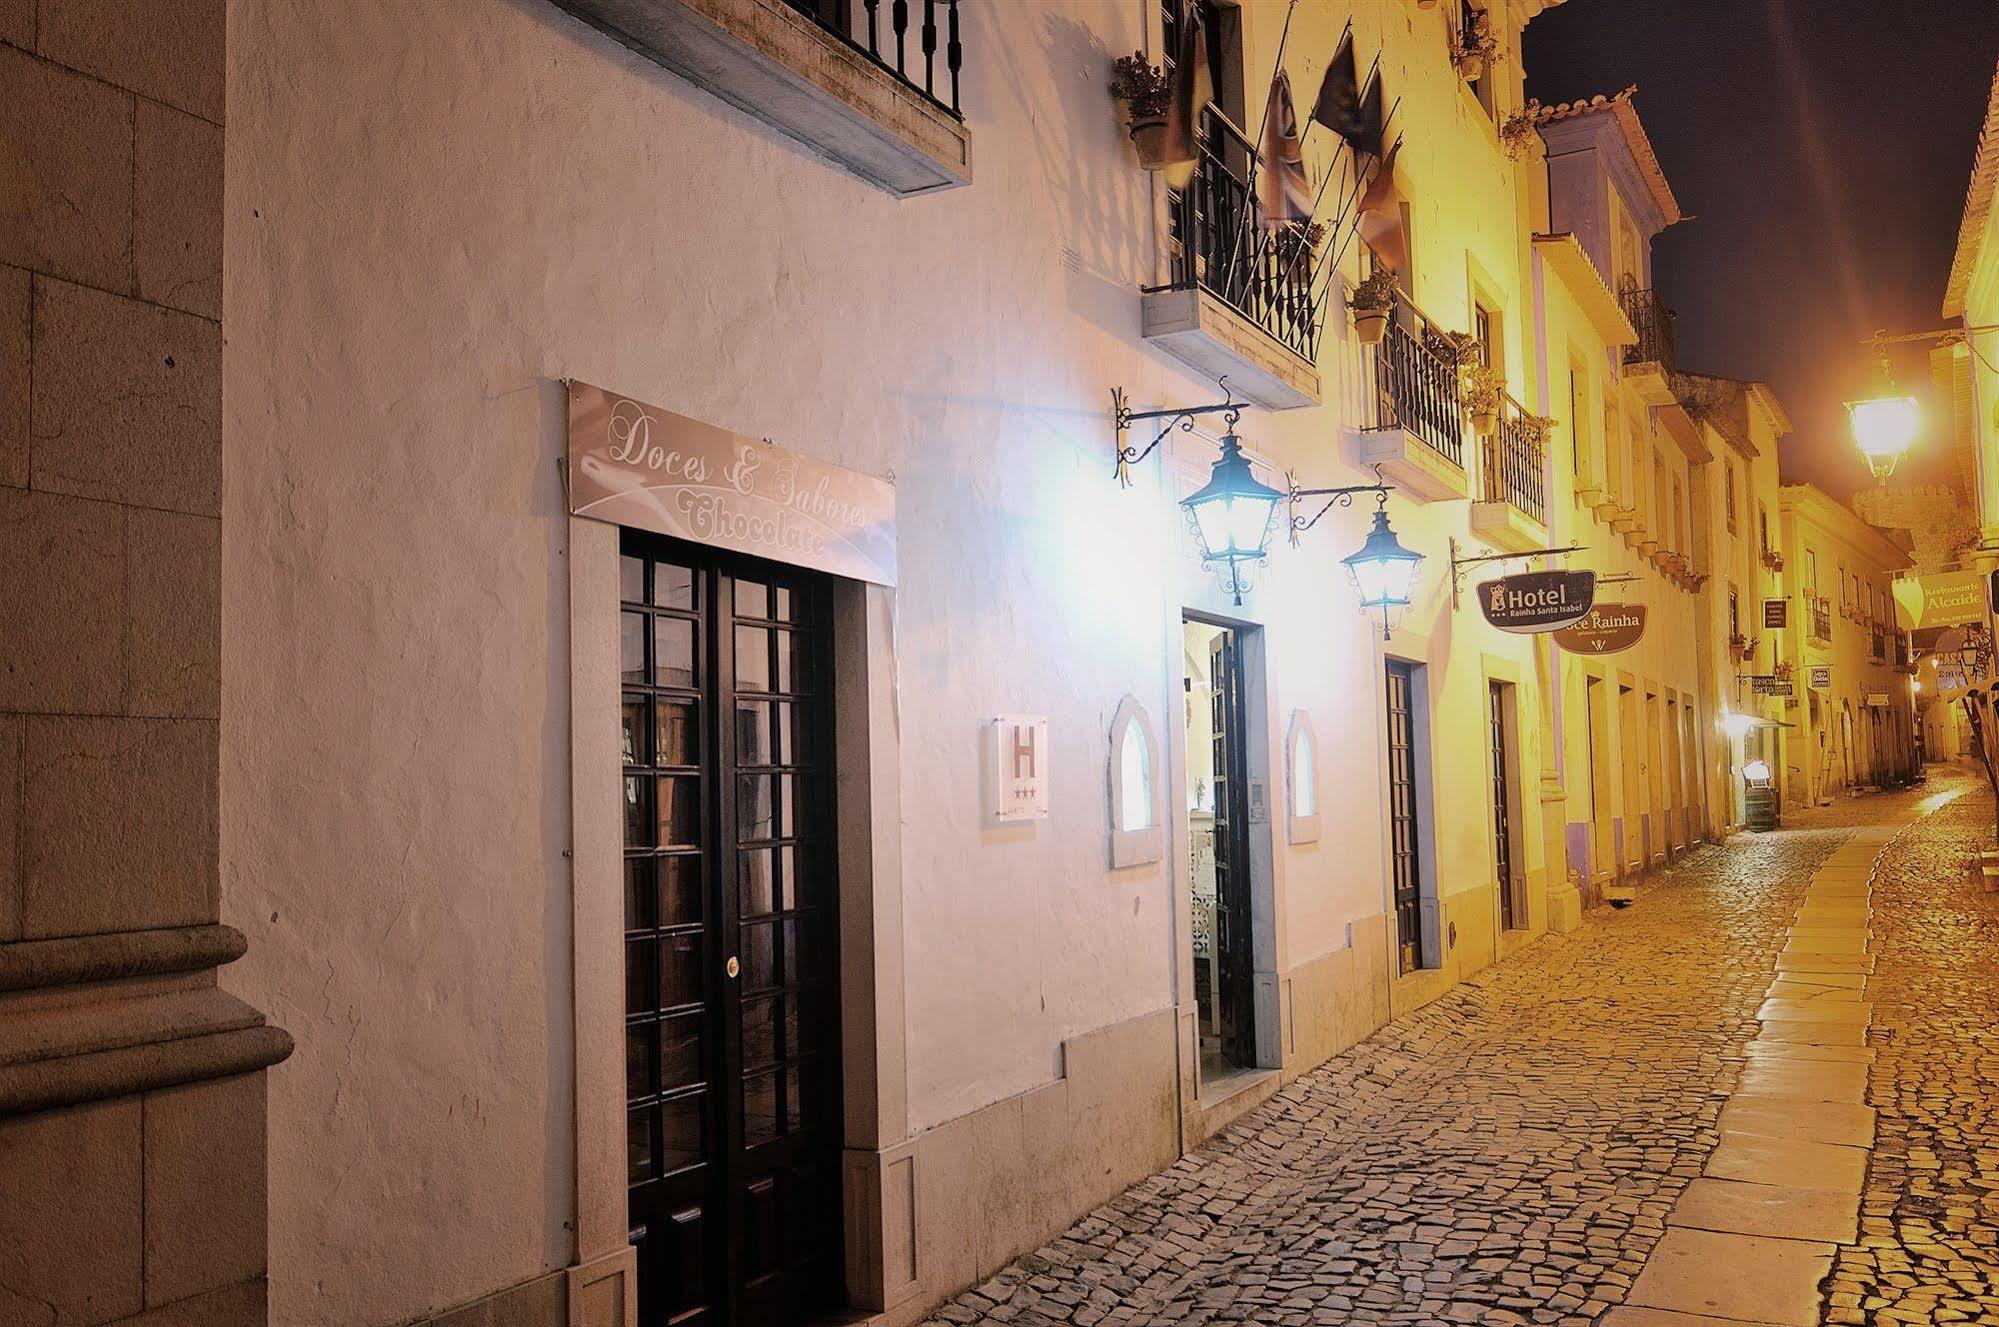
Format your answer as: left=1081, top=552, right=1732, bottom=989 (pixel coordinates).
left=1182, top=428, right=1287, bottom=605
left=1341, top=495, right=1423, bottom=640
left=1846, top=393, right=1920, bottom=481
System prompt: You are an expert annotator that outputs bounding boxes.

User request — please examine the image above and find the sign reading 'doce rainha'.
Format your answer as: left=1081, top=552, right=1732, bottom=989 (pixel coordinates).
left=566, top=380, right=897, bottom=586
left=1477, top=569, right=1597, bottom=634
left=1553, top=603, right=1647, bottom=655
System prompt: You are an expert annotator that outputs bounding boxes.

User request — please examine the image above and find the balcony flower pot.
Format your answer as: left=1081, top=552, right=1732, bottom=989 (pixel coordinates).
left=1111, top=53, right=1173, bottom=171
left=1128, top=116, right=1169, bottom=169
left=1461, top=361, right=1504, bottom=438
left=1349, top=267, right=1398, bottom=346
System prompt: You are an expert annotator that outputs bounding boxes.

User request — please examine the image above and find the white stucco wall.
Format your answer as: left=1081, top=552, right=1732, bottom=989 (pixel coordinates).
left=218, top=1, right=1571, bottom=1322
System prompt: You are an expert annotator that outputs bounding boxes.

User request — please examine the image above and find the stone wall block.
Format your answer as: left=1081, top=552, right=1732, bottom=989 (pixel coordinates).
left=142, top=1072, right=266, bottom=1309
left=0, top=714, right=18, bottom=941
left=0, top=486, right=127, bottom=715
left=0, top=264, right=26, bottom=488
left=0, top=1095, right=144, bottom=1325
left=135, top=100, right=222, bottom=321
left=30, top=277, right=221, bottom=517
left=0, top=41, right=135, bottom=293
left=35, top=0, right=225, bottom=124
left=21, top=715, right=217, bottom=939
left=0, top=0, right=30, bottom=51
left=125, top=507, right=220, bottom=718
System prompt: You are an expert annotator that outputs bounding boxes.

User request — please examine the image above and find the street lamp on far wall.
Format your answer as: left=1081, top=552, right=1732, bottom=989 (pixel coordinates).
left=1845, top=394, right=1921, bottom=481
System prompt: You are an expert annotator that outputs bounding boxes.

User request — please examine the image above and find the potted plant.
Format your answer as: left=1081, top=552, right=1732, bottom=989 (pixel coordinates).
left=1498, top=110, right=1538, bottom=160
left=1425, top=327, right=1482, bottom=369
left=1461, top=362, right=1504, bottom=436
left=1349, top=267, right=1398, bottom=345
left=1111, top=53, right=1173, bottom=170
left=1273, top=219, right=1328, bottom=272
left=1451, top=9, right=1500, bottom=80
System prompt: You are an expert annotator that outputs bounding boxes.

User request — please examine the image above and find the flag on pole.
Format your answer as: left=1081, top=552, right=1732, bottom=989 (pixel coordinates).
left=1355, top=141, right=1407, bottom=272
left=1258, top=68, right=1313, bottom=225
left=1352, top=67, right=1385, bottom=159
left=1160, top=0, right=1213, bottom=190
left=1311, top=32, right=1362, bottom=142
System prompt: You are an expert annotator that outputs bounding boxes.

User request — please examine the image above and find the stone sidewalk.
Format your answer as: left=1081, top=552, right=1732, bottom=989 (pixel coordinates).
left=923, top=775, right=1983, bottom=1327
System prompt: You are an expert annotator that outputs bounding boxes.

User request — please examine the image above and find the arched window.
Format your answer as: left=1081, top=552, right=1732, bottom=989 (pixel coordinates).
left=1287, top=711, right=1321, bottom=844
left=1108, top=695, right=1163, bottom=868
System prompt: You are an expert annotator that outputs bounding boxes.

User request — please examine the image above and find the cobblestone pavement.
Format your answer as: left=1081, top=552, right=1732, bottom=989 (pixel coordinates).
left=1825, top=775, right=1999, bottom=1327
left=924, top=779, right=1959, bottom=1327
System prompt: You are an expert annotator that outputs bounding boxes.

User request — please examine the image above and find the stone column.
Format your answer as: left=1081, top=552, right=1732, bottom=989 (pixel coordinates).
left=0, top=6, right=290, bottom=1325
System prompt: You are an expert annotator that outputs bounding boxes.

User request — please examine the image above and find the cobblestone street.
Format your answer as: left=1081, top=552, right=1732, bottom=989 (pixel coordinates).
left=926, top=773, right=1994, bottom=1327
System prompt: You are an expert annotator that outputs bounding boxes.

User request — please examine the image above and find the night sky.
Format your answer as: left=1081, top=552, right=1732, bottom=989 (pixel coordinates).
left=1525, top=1, right=1999, bottom=496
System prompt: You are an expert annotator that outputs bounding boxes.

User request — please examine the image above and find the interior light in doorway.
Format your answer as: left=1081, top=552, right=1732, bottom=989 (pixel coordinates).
left=1342, top=493, right=1423, bottom=640
left=1182, top=427, right=1286, bottom=606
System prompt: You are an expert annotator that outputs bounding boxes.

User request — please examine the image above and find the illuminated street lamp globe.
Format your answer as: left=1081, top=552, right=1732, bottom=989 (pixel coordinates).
left=1845, top=394, right=1921, bottom=481
left=1343, top=504, right=1423, bottom=639
left=1182, top=429, right=1285, bottom=606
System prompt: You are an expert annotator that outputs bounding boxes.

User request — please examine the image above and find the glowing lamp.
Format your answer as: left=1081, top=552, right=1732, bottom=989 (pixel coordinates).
left=1721, top=710, right=1755, bottom=740
left=1845, top=395, right=1921, bottom=480
left=1182, top=429, right=1284, bottom=606
left=1343, top=505, right=1423, bottom=640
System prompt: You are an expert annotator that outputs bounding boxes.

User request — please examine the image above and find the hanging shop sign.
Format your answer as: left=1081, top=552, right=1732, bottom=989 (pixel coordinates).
left=1750, top=675, right=1795, bottom=698
left=1892, top=570, right=1983, bottom=631
left=1553, top=603, right=1647, bottom=655
left=566, top=380, right=897, bottom=586
left=1809, top=664, right=1832, bottom=690
left=1763, top=598, right=1788, bottom=630
left=1867, top=692, right=1891, bottom=708
left=1477, top=569, right=1597, bottom=634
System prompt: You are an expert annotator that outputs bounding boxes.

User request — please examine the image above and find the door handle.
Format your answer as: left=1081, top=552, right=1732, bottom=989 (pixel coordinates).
left=726, top=955, right=740, bottom=979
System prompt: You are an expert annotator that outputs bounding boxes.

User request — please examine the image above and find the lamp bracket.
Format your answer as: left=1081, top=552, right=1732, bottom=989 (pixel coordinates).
left=1111, top=379, right=1243, bottom=486
left=1447, top=539, right=1588, bottom=607
left=1284, top=469, right=1393, bottom=546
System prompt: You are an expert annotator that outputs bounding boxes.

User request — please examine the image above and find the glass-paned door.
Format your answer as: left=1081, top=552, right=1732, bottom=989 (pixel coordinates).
left=1488, top=681, right=1517, bottom=931
left=1385, top=661, right=1425, bottom=971
left=622, top=536, right=843, bottom=1327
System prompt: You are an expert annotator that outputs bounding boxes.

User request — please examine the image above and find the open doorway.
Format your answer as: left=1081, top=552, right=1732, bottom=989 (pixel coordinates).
left=1183, top=617, right=1256, bottom=1086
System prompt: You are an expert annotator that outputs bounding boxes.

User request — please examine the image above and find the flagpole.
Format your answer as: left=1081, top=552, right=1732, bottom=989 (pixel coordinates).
left=1309, top=97, right=1399, bottom=307
left=1243, top=35, right=1375, bottom=299
left=1315, top=127, right=1404, bottom=324
left=1323, top=111, right=1402, bottom=284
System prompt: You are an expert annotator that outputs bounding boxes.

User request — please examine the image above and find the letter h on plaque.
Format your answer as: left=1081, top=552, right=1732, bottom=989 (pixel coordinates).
left=988, top=715, right=1050, bottom=822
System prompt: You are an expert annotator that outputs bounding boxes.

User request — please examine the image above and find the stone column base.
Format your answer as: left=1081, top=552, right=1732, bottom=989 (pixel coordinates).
left=1546, top=882, right=1584, bottom=934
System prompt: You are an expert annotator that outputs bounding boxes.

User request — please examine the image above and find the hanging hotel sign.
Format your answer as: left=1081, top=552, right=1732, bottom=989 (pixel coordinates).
left=1892, top=570, right=1983, bottom=631
left=1477, top=569, right=1597, bottom=634
left=566, top=380, right=897, bottom=586
left=1763, top=598, right=1788, bottom=630
left=1553, top=603, right=1647, bottom=655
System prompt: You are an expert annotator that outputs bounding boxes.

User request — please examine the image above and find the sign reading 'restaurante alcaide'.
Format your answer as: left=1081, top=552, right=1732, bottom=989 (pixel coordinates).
left=566, top=381, right=897, bottom=586
left=1477, top=569, right=1597, bottom=634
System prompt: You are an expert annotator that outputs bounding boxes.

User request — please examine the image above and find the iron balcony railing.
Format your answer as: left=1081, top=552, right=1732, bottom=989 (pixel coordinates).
left=1871, top=629, right=1887, bottom=662
left=1166, top=108, right=1322, bottom=362
left=1484, top=395, right=1546, bottom=524
left=1809, top=596, right=1833, bottom=643
left=1372, top=301, right=1466, bottom=468
left=1618, top=287, right=1676, bottom=371
left=784, top=0, right=962, bottom=116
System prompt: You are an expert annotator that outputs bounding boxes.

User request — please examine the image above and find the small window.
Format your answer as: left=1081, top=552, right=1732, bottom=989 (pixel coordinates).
left=1287, top=711, right=1321, bottom=844
left=1108, top=695, right=1163, bottom=868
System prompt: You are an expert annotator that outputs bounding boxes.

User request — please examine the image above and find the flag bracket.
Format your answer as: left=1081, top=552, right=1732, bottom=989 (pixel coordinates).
left=1111, top=379, right=1243, bottom=486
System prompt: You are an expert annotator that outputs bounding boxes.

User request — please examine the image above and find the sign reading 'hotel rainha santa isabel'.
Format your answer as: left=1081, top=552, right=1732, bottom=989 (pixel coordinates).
left=565, top=380, right=897, bottom=586
left=1477, top=569, right=1597, bottom=634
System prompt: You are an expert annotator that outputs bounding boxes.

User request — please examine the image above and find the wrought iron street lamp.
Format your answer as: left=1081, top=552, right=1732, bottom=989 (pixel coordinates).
left=1342, top=497, right=1423, bottom=640
left=1845, top=393, right=1921, bottom=481
left=1182, top=427, right=1286, bottom=605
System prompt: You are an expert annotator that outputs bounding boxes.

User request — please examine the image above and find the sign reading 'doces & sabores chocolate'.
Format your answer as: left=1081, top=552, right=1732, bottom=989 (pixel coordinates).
left=566, top=381, right=897, bottom=586
left=1477, top=569, right=1597, bottom=634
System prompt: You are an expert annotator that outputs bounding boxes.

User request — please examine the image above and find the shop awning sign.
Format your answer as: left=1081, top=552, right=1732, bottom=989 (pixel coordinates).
left=1892, top=571, right=1983, bottom=631
left=566, top=380, right=897, bottom=586
left=1554, top=603, right=1647, bottom=655
left=1477, top=569, right=1597, bottom=634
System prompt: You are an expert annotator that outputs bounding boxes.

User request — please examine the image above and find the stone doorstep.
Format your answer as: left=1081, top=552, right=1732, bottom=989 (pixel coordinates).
left=1667, top=1176, right=1860, bottom=1243
left=1773, top=954, right=1874, bottom=974
left=1707, top=1131, right=1869, bottom=1193
left=1754, top=998, right=1873, bottom=1023
left=1780, top=935, right=1870, bottom=956
left=1762, top=981, right=1864, bottom=1002
left=1756, top=1020, right=1868, bottom=1047
left=1626, top=1227, right=1835, bottom=1327
left=1717, top=1094, right=1876, bottom=1149
left=1743, top=1040, right=1873, bottom=1064
left=1768, top=969, right=1869, bottom=990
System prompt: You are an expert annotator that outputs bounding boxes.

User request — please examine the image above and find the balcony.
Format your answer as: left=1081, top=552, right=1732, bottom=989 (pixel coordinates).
left=1142, top=110, right=1321, bottom=409
left=1618, top=287, right=1678, bottom=406
left=1355, top=301, right=1469, bottom=501
left=1470, top=395, right=1548, bottom=552
left=556, top=0, right=970, bottom=196
left=1808, top=596, right=1833, bottom=644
